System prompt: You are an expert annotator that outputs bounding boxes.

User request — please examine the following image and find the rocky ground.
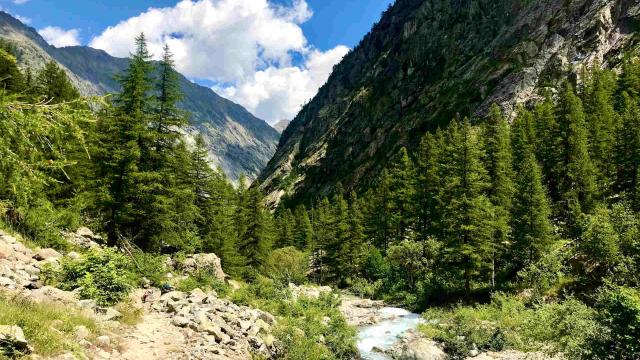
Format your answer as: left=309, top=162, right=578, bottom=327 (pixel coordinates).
left=0, top=229, right=279, bottom=360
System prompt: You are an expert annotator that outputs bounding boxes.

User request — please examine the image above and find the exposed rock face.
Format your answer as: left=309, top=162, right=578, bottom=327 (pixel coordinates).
left=258, top=0, right=640, bottom=206
left=0, top=11, right=278, bottom=182
left=288, top=283, right=332, bottom=300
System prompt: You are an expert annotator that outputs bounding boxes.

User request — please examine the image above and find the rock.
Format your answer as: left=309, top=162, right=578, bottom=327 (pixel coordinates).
left=176, top=253, right=226, bottom=280
left=67, top=251, right=81, bottom=260
left=399, top=337, right=446, bottom=360
left=33, top=248, right=62, bottom=261
left=96, top=307, right=122, bottom=321
left=172, top=315, right=191, bottom=328
left=74, top=325, right=90, bottom=341
left=470, top=349, right=480, bottom=357
left=78, top=299, right=97, bottom=311
left=201, top=324, right=231, bottom=343
left=65, top=228, right=101, bottom=249
left=288, top=283, right=332, bottom=300
left=0, top=276, right=16, bottom=288
left=258, top=311, right=276, bottom=326
left=95, top=335, right=111, bottom=348
left=188, top=288, right=206, bottom=304
left=0, top=325, right=32, bottom=354
left=28, top=286, right=76, bottom=304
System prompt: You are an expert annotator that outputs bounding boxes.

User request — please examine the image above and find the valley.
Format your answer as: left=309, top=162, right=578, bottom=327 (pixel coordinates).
left=1, top=0, right=640, bottom=359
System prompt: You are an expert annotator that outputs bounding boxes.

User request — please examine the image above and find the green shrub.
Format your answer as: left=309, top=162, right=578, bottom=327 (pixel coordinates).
left=264, top=247, right=308, bottom=285
left=593, top=286, right=640, bottom=358
left=45, top=248, right=134, bottom=306
left=421, top=293, right=601, bottom=359
left=228, top=278, right=356, bottom=359
left=349, top=277, right=381, bottom=298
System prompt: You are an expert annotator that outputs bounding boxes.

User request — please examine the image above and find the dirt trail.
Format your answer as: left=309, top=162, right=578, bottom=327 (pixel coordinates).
left=118, top=312, right=187, bottom=360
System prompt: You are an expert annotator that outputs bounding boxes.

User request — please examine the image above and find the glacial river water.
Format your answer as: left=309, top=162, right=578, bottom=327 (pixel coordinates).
left=356, top=307, right=424, bottom=360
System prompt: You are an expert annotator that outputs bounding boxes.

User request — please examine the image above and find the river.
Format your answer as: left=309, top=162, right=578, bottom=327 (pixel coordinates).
left=356, top=307, right=424, bottom=360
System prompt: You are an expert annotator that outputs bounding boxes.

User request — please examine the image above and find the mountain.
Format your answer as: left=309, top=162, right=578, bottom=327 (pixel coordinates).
left=0, top=11, right=279, bottom=182
left=258, top=0, right=640, bottom=206
left=272, top=119, right=291, bottom=134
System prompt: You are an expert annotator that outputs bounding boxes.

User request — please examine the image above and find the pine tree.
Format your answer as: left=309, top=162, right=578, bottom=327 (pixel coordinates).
left=365, top=169, right=393, bottom=251
left=292, top=205, right=313, bottom=249
left=439, top=119, right=494, bottom=294
left=275, top=208, right=295, bottom=248
left=615, top=92, right=640, bottom=208
left=347, top=192, right=366, bottom=277
left=512, top=148, right=553, bottom=269
left=327, top=193, right=351, bottom=284
left=534, top=95, right=562, bottom=201
left=483, top=104, right=515, bottom=288
left=415, top=131, right=444, bottom=241
left=95, top=33, right=157, bottom=248
left=557, top=82, right=597, bottom=226
left=153, top=44, right=186, bottom=160
left=583, top=66, right=618, bottom=194
left=0, top=48, right=25, bottom=94
left=511, top=106, right=536, bottom=172
left=35, top=61, right=80, bottom=103
left=237, top=185, right=272, bottom=278
left=388, top=147, right=416, bottom=242
left=311, top=197, right=334, bottom=284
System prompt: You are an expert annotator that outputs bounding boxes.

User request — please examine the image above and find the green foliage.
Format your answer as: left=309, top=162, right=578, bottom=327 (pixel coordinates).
left=45, top=248, right=134, bottom=306
left=593, top=286, right=640, bottom=358
left=230, top=277, right=357, bottom=360
left=264, top=246, right=308, bottom=286
left=422, top=294, right=601, bottom=359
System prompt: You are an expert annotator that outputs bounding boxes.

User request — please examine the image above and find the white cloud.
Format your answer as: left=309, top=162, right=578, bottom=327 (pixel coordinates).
left=39, top=26, right=81, bottom=47
left=14, top=14, right=31, bottom=24
left=218, top=45, right=348, bottom=123
left=89, top=0, right=348, bottom=124
left=13, top=0, right=29, bottom=5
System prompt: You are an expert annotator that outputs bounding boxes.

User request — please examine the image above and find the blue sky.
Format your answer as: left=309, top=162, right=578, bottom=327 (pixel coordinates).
left=1, top=0, right=394, bottom=124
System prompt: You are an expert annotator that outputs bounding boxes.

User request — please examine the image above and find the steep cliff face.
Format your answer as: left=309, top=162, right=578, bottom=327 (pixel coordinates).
left=258, top=0, right=640, bottom=206
left=0, top=12, right=279, bottom=181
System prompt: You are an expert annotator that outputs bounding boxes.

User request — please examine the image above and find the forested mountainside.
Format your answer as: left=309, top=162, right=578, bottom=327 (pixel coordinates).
left=0, top=11, right=279, bottom=181
left=259, top=0, right=640, bottom=206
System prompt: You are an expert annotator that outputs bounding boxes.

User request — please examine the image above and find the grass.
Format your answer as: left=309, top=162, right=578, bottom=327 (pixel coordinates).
left=0, top=291, right=98, bottom=358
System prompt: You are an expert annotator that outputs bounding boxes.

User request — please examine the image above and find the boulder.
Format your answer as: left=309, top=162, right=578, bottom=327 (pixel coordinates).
left=74, top=325, right=90, bottom=341
left=65, top=228, right=101, bottom=250
left=28, top=286, right=76, bottom=304
left=0, top=325, right=32, bottom=354
left=171, top=315, right=192, bottom=328
left=399, top=338, right=447, bottom=360
left=96, top=307, right=122, bottom=321
left=176, top=253, right=226, bottom=280
left=33, top=248, right=62, bottom=261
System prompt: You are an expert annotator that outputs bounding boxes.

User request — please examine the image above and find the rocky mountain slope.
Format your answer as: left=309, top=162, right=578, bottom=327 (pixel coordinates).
left=258, top=0, right=640, bottom=206
left=0, top=11, right=279, bottom=182
left=272, top=119, right=291, bottom=134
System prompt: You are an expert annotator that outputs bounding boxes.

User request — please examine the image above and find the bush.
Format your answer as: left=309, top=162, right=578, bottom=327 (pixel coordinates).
left=349, top=277, right=382, bottom=298
left=228, top=277, right=357, bottom=359
left=362, top=247, right=389, bottom=281
left=264, top=247, right=308, bottom=285
left=592, top=286, right=640, bottom=358
left=421, top=293, right=601, bottom=359
left=44, top=248, right=134, bottom=306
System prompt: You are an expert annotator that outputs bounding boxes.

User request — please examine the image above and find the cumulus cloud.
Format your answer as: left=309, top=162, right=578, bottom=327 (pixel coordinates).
left=39, top=26, right=81, bottom=47
left=218, top=45, right=348, bottom=122
left=89, top=0, right=348, bottom=124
